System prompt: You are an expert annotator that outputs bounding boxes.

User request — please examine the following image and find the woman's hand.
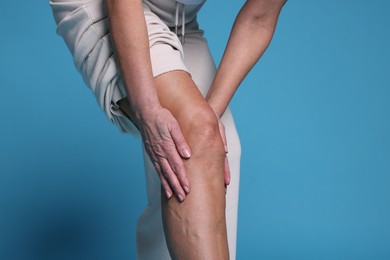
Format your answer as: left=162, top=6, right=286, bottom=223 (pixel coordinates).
left=138, top=106, right=192, bottom=202
left=118, top=98, right=191, bottom=202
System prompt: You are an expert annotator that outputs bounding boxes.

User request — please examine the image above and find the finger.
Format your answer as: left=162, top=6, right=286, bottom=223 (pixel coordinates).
left=163, top=142, right=190, bottom=194
left=170, top=122, right=192, bottom=159
left=154, top=162, right=173, bottom=199
left=168, top=153, right=190, bottom=194
left=160, top=159, right=186, bottom=202
left=219, top=122, right=228, bottom=153
left=224, top=155, right=231, bottom=186
left=160, top=173, right=174, bottom=199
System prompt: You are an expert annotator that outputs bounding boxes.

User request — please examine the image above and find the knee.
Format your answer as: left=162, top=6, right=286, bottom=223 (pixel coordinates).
left=185, top=107, right=225, bottom=157
left=180, top=106, right=227, bottom=190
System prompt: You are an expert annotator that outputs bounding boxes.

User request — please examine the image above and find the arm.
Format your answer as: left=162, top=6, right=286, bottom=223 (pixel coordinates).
left=206, top=0, right=287, bottom=117
left=106, top=0, right=156, bottom=120
left=106, top=0, right=191, bottom=200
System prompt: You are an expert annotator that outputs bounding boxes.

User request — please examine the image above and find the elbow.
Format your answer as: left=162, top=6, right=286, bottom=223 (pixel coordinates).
left=106, top=0, right=142, bottom=9
left=244, top=0, right=286, bottom=23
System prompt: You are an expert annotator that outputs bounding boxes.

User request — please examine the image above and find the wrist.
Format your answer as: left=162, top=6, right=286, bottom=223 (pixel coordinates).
left=211, top=107, right=222, bottom=119
left=128, top=97, right=161, bottom=122
left=124, top=85, right=162, bottom=120
left=207, top=99, right=224, bottom=119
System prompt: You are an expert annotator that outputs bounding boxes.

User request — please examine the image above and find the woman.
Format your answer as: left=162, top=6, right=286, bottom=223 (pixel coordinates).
left=50, top=0, right=286, bottom=258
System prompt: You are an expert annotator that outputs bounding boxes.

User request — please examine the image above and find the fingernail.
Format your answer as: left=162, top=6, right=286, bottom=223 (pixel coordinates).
left=184, top=149, right=191, bottom=158
left=166, top=191, right=172, bottom=199
left=184, top=186, right=190, bottom=194
left=178, top=194, right=184, bottom=202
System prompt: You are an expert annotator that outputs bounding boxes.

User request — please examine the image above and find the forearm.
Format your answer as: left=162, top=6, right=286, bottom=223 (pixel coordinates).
left=106, top=0, right=160, bottom=122
left=206, top=0, right=286, bottom=117
left=108, top=0, right=193, bottom=202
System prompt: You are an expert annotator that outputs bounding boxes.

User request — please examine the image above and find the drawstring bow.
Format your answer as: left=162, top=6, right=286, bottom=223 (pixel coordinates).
left=174, top=0, right=204, bottom=44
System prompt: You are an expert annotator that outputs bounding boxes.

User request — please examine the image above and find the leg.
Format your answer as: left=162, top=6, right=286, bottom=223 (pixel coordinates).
left=52, top=1, right=240, bottom=257
left=117, top=33, right=240, bottom=260
left=118, top=71, right=230, bottom=259
left=182, top=35, right=241, bottom=260
left=119, top=35, right=241, bottom=260
left=155, top=71, right=229, bottom=259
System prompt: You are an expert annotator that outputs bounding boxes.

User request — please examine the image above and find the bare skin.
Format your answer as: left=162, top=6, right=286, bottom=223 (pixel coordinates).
left=107, top=0, right=286, bottom=258
left=107, top=0, right=193, bottom=202
left=107, top=0, right=286, bottom=202
left=207, top=0, right=287, bottom=116
left=156, top=72, right=228, bottom=259
left=120, top=70, right=229, bottom=259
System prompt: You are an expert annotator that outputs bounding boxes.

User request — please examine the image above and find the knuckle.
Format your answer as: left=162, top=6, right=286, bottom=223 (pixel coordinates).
left=170, top=120, right=180, bottom=131
left=169, top=178, right=180, bottom=191
left=162, top=170, right=170, bottom=179
left=153, top=163, right=162, bottom=174
left=162, top=182, right=170, bottom=191
left=176, top=166, right=186, bottom=179
left=170, top=161, right=183, bottom=175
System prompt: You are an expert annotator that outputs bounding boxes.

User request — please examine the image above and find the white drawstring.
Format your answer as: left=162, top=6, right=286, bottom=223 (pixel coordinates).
left=182, top=4, right=186, bottom=44
left=175, top=2, right=186, bottom=44
left=175, top=0, right=205, bottom=44
left=175, top=2, right=179, bottom=35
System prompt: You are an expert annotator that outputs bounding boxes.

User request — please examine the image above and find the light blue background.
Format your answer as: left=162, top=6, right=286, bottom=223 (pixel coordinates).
left=1, top=0, right=389, bottom=259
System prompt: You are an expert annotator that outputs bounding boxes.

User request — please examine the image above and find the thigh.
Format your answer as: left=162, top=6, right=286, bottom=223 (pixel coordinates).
left=154, top=71, right=213, bottom=124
